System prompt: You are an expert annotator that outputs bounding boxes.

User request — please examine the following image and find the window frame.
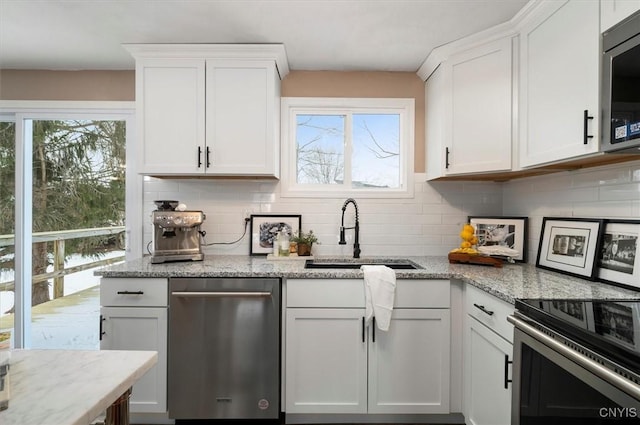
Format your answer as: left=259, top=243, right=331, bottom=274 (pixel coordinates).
left=280, top=97, right=415, bottom=198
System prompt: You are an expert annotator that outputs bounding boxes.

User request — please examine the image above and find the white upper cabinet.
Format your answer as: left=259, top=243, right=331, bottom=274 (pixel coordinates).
left=125, top=44, right=288, bottom=177
left=601, top=0, right=640, bottom=32
left=425, top=37, right=514, bottom=179
left=205, top=59, right=280, bottom=175
left=136, top=58, right=206, bottom=175
left=518, top=0, right=600, bottom=168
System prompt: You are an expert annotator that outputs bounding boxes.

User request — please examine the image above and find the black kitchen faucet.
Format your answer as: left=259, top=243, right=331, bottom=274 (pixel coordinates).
left=339, top=198, right=361, bottom=258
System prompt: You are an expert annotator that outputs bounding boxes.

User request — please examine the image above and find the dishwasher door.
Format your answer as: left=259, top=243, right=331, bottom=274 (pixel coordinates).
left=168, top=278, right=280, bottom=420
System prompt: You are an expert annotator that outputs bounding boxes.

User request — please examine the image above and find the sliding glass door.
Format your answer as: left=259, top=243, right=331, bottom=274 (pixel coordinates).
left=0, top=104, right=137, bottom=349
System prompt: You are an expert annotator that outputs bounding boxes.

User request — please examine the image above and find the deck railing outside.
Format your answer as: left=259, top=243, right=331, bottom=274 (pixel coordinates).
left=0, top=226, right=126, bottom=297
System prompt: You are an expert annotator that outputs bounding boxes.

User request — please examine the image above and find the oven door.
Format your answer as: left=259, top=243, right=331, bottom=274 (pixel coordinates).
left=510, top=315, right=640, bottom=424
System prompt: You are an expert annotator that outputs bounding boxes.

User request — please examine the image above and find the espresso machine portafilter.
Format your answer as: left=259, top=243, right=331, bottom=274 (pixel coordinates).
left=151, top=200, right=206, bottom=264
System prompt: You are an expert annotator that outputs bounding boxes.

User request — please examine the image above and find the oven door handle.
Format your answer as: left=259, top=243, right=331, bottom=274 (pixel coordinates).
left=172, top=291, right=271, bottom=298
left=508, top=315, right=640, bottom=401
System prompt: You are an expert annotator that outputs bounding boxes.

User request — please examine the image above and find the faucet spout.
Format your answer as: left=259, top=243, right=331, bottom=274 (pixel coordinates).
left=339, top=198, right=361, bottom=258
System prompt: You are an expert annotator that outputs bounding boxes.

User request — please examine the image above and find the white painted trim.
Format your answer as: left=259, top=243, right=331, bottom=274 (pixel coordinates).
left=0, top=100, right=134, bottom=112
left=123, top=43, right=290, bottom=78
left=14, top=115, right=33, bottom=348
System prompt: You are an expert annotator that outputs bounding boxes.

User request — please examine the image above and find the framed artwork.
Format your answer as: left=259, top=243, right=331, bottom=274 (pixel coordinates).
left=468, top=216, right=528, bottom=262
left=250, top=214, right=301, bottom=255
left=597, top=219, right=640, bottom=290
left=536, top=217, right=605, bottom=280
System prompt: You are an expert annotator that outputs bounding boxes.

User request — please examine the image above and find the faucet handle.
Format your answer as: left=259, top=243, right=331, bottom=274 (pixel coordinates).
left=339, top=227, right=347, bottom=245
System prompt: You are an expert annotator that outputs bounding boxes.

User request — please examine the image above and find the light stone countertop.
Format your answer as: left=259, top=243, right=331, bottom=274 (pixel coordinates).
left=95, top=255, right=640, bottom=304
left=0, top=349, right=157, bottom=425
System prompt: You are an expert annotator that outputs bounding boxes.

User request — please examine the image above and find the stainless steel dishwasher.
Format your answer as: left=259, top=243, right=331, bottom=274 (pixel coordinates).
left=168, top=277, right=280, bottom=420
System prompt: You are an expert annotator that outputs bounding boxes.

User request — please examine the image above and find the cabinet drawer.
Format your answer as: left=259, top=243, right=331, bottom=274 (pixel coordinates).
left=286, top=279, right=450, bottom=309
left=465, top=284, right=514, bottom=342
left=100, top=278, right=168, bottom=307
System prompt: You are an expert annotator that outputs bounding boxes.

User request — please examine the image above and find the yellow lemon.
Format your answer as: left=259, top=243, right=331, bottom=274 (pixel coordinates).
left=463, top=224, right=475, bottom=234
left=470, top=237, right=478, bottom=245
left=460, top=230, right=474, bottom=240
left=460, top=241, right=472, bottom=248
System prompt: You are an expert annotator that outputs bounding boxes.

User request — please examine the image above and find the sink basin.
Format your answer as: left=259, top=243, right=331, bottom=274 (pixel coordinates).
left=304, top=259, right=422, bottom=270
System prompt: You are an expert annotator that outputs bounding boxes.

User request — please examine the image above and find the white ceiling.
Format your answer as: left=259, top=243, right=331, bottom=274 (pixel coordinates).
left=0, top=0, right=529, bottom=72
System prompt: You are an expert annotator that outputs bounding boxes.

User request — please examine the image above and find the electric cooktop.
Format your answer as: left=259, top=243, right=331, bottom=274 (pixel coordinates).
left=515, top=299, right=640, bottom=374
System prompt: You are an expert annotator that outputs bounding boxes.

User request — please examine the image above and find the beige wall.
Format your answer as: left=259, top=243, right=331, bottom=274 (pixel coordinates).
left=0, top=70, right=135, bottom=101
left=0, top=69, right=425, bottom=171
left=282, top=71, right=425, bottom=172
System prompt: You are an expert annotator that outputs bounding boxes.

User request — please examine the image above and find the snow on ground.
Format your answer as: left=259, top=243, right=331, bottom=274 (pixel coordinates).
left=0, top=251, right=124, bottom=349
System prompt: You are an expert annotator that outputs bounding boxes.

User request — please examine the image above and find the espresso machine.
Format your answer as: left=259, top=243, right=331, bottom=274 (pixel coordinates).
left=151, top=200, right=206, bottom=264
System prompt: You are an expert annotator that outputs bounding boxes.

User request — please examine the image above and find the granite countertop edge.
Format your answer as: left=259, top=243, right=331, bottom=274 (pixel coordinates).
left=95, top=255, right=640, bottom=304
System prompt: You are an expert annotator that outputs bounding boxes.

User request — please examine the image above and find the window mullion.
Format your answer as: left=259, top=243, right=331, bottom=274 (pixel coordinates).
left=344, top=111, right=353, bottom=188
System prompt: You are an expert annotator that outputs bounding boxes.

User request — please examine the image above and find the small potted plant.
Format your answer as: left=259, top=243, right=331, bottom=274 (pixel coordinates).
left=291, top=230, right=319, bottom=256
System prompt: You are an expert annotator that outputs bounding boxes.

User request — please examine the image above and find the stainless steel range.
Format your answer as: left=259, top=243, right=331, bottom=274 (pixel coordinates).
left=509, top=299, right=640, bottom=424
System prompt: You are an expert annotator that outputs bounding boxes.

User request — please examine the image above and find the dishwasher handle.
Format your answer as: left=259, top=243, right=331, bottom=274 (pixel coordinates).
left=172, top=291, right=272, bottom=298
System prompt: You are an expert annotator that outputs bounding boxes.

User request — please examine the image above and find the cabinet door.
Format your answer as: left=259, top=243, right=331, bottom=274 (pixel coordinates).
left=206, top=59, right=279, bottom=176
left=285, top=308, right=367, bottom=414
left=601, top=0, right=640, bottom=32
left=368, top=309, right=450, bottom=414
left=137, top=58, right=205, bottom=175
left=100, top=307, right=168, bottom=413
left=464, top=316, right=513, bottom=425
left=519, top=0, right=600, bottom=167
left=445, top=37, right=513, bottom=175
left=425, top=64, right=447, bottom=180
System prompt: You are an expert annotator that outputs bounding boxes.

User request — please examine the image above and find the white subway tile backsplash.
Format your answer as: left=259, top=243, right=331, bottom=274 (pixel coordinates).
left=598, top=183, right=640, bottom=201
left=142, top=160, right=640, bottom=260
left=504, top=160, right=640, bottom=264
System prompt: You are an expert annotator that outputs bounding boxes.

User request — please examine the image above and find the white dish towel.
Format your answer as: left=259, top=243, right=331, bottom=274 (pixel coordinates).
left=361, top=265, right=397, bottom=331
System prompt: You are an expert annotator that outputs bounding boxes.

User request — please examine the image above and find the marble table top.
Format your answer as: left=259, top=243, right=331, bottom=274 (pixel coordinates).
left=0, top=349, right=157, bottom=425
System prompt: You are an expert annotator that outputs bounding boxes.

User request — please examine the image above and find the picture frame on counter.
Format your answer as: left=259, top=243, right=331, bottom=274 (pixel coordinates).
left=468, top=216, right=528, bottom=262
left=536, top=217, right=605, bottom=281
left=249, top=214, right=301, bottom=255
left=597, top=219, right=640, bottom=290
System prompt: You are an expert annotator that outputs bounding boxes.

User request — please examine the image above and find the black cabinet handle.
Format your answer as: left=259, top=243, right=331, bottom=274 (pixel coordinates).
left=473, top=303, right=494, bottom=316
left=206, top=146, right=211, bottom=168
left=445, top=147, right=451, bottom=169
left=362, top=317, right=365, bottom=343
left=117, top=290, right=144, bottom=295
left=372, top=317, right=376, bottom=343
left=197, top=146, right=203, bottom=168
left=583, top=110, right=594, bottom=145
left=504, top=354, right=513, bottom=389
left=99, top=314, right=105, bottom=341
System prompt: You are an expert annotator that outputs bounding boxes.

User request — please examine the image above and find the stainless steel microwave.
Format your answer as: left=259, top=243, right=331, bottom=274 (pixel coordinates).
left=601, top=10, right=640, bottom=154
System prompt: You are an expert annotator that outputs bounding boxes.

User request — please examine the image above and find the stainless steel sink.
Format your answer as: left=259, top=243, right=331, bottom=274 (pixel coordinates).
left=304, top=259, right=422, bottom=270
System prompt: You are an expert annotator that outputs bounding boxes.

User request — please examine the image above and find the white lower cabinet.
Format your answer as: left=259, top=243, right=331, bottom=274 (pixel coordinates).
left=465, top=316, right=513, bottom=425
left=464, top=284, right=514, bottom=425
left=285, top=279, right=450, bottom=415
left=368, top=308, right=450, bottom=414
left=285, top=308, right=368, bottom=414
left=100, top=278, right=168, bottom=413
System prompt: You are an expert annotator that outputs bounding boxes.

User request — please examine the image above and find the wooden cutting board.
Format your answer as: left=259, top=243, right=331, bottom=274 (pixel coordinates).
left=448, top=252, right=503, bottom=268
